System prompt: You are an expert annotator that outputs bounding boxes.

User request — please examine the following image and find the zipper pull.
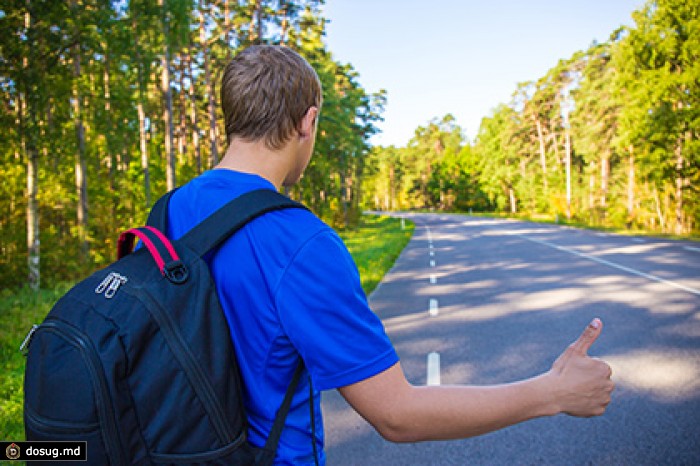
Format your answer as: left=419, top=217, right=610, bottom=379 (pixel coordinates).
left=95, top=272, right=128, bottom=299
left=20, top=324, right=39, bottom=356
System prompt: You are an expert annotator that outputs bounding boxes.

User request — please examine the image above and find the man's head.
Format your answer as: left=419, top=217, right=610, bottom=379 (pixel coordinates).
left=221, top=45, right=322, bottom=151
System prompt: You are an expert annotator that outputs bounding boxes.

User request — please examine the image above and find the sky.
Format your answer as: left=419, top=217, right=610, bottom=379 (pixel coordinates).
left=321, top=0, right=646, bottom=147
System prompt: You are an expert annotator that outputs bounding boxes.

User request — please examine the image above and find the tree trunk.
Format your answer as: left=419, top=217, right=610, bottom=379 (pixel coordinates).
left=22, top=95, right=40, bottom=290
left=279, top=0, right=289, bottom=45
left=509, top=185, right=517, bottom=214
left=600, top=152, right=609, bottom=209
left=137, top=101, right=151, bottom=206
left=161, top=0, right=176, bottom=190
left=72, top=41, right=90, bottom=261
left=177, top=52, right=187, bottom=163
left=26, top=142, right=40, bottom=290
left=21, top=7, right=40, bottom=290
left=249, top=0, right=263, bottom=43
left=200, top=9, right=219, bottom=167
left=188, top=49, right=202, bottom=174
left=103, top=47, right=116, bottom=188
left=652, top=186, right=666, bottom=232
left=223, top=0, right=234, bottom=56
left=588, top=161, right=595, bottom=212
left=535, top=118, right=548, bottom=194
left=627, top=145, right=635, bottom=222
left=564, top=127, right=572, bottom=219
left=674, top=139, right=684, bottom=235
left=133, top=15, right=151, bottom=207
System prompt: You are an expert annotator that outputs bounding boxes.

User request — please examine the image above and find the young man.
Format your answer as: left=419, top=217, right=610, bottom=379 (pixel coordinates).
left=166, top=45, right=614, bottom=465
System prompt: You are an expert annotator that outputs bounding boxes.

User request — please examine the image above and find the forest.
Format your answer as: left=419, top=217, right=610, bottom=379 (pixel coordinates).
left=1, top=0, right=385, bottom=290
left=2, top=0, right=698, bottom=292
left=363, top=0, right=699, bottom=238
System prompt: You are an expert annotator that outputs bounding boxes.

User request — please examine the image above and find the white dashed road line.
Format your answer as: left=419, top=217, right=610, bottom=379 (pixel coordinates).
left=429, top=298, right=439, bottom=317
left=426, top=224, right=441, bottom=386
left=427, top=352, right=441, bottom=386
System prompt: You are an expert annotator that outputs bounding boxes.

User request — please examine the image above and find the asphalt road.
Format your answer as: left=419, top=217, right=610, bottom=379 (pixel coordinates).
left=321, top=213, right=700, bottom=465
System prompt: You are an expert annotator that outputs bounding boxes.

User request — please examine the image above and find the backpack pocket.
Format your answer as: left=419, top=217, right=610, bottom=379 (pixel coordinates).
left=23, top=319, right=127, bottom=466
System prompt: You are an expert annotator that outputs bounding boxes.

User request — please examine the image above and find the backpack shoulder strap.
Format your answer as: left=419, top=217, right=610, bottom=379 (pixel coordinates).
left=146, top=189, right=177, bottom=232
left=257, top=360, right=305, bottom=466
left=180, top=188, right=306, bottom=257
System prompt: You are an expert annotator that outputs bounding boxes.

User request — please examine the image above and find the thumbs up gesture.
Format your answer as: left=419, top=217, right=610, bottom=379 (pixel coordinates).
left=548, top=318, right=615, bottom=417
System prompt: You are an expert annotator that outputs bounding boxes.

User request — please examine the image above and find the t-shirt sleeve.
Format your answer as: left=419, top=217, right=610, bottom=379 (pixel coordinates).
left=274, top=229, right=399, bottom=391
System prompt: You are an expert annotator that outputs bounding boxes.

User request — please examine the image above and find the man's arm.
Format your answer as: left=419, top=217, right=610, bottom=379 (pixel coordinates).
left=338, top=318, right=614, bottom=443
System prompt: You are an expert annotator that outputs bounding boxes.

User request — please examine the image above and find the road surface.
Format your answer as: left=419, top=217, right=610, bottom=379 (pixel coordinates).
left=322, top=213, right=700, bottom=465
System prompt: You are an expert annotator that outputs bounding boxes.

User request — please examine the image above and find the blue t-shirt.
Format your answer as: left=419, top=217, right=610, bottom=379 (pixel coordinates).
left=166, top=170, right=399, bottom=465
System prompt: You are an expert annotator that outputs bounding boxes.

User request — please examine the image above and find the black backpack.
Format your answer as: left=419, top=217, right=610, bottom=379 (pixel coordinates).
left=22, top=189, right=307, bottom=465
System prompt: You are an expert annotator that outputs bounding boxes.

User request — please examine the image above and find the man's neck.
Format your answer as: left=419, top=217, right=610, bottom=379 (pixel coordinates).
left=215, top=138, right=294, bottom=190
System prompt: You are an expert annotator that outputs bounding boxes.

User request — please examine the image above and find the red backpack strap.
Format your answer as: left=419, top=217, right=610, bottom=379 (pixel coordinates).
left=117, top=227, right=182, bottom=279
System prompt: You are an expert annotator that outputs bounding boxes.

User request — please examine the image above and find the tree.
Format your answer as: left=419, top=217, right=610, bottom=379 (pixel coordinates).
left=613, top=0, right=700, bottom=233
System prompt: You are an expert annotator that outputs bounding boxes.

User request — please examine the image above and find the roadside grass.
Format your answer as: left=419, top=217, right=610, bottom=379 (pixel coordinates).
left=338, top=214, right=414, bottom=295
left=0, top=284, right=71, bottom=441
left=0, top=214, right=414, bottom=441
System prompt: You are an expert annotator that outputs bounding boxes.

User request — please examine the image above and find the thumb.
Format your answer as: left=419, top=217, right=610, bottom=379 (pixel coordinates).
left=570, top=318, right=603, bottom=355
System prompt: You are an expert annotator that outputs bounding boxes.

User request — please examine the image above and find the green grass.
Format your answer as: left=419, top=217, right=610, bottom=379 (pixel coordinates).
left=338, top=214, right=414, bottom=295
left=0, top=214, right=414, bottom=442
left=0, top=284, right=71, bottom=441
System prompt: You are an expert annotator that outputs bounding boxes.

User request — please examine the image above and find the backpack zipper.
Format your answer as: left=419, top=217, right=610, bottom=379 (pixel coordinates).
left=24, top=404, right=100, bottom=434
left=39, top=320, right=127, bottom=466
left=132, top=288, right=236, bottom=445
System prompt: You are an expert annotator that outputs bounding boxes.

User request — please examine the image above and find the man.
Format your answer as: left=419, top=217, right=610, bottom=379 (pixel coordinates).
left=166, top=45, right=614, bottom=465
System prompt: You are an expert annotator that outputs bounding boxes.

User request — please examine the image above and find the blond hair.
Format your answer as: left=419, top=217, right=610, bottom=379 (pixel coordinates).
left=220, top=45, right=322, bottom=150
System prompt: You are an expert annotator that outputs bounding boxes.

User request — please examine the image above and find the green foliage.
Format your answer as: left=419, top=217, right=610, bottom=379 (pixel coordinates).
left=362, top=115, right=494, bottom=212
left=1, top=1, right=382, bottom=290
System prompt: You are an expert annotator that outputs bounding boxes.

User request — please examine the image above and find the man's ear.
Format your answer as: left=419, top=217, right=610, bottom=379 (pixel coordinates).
left=299, top=106, right=319, bottom=138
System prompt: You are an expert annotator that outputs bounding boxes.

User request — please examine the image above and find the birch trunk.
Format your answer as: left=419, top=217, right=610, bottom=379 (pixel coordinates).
left=652, top=186, right=666, bottom=232
left=133, top=16, right=151, bottom=206
left=22, top=98, right=40, bottom=289
left=137, top=102, right=151, bottom=207
left=21, top=7, right=40, bottom=290
left=72, top=39, right=89, bottom=260
left=177, top=52, right=187, bottom=163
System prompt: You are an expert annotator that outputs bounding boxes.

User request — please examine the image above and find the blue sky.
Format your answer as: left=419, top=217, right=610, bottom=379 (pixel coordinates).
left=321, top=0, right=645, bottom=147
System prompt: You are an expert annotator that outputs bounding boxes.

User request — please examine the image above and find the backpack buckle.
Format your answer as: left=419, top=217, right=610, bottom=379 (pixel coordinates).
left=164, top=260, right=189, bottom=284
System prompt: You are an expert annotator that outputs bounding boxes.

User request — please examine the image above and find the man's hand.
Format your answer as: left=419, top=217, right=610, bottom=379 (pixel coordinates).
left=547, top=318, right=615, bottom=417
